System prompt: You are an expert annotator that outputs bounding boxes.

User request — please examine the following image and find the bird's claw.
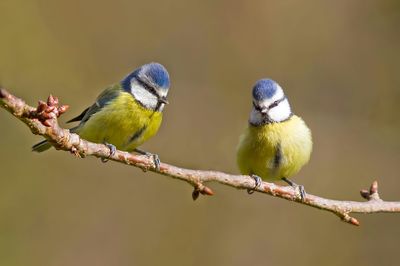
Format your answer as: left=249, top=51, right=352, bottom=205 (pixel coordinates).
left=101, top=142, right=116, bottom=163
left=247, top=175, right=262, bottom=194
left=282, top=177, right=306, bottom=201
left=298, top=185, right=306, bottom=201
left=152, top=154, right=160, bottom=171
left=134, top=148, right=160, bottom=171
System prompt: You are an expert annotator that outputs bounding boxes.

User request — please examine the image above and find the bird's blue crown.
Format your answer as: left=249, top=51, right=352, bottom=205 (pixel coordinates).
left=252, top=79, right=278, bottom=101
left=122, top=62, right=170, bottom=91
left=145, top=63, right=170, bottom=89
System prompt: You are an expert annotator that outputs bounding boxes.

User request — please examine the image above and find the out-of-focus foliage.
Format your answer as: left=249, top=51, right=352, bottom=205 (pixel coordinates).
left=1, top=0, right=400, bottom=265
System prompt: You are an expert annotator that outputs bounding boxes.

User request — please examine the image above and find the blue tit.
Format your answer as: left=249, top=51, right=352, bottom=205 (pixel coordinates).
left=32, top=62, right=170, bottom=166
left=236, top=79, right=312, bottom=197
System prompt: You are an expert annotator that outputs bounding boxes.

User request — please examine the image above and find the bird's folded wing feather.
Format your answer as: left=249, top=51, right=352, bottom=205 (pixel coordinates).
left=66, top=85, right=121, bottom=124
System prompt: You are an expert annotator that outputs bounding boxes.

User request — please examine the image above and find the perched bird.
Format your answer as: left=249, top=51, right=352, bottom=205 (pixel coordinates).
left=32, top=62, right=170, bottom=167
left=236, top=79, right=312, bottom=198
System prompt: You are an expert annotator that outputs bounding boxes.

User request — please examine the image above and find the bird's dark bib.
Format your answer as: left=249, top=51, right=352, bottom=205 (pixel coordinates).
left=129, top=125, right=147, bottom=143
left=273, top=143, right=282, bottom=171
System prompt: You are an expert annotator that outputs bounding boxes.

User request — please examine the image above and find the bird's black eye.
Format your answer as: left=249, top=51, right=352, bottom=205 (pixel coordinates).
left=268, top=101, right=279, bottom=109
left=268, top=96, right=287, bottom=109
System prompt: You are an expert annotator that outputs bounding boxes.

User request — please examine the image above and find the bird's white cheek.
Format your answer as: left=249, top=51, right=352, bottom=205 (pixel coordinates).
left=131, top=83, right=158, bottom=110
left=268, top=99, right=292, bottom=122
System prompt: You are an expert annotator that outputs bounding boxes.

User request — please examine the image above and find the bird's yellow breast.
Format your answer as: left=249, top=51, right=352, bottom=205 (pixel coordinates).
left=236, top=115, right=312, bottom=181
left=75, top=92, right=162, bottom=152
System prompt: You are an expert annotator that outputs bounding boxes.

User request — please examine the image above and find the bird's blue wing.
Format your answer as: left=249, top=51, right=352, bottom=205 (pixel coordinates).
left=67, top=84, right=121, bottom=124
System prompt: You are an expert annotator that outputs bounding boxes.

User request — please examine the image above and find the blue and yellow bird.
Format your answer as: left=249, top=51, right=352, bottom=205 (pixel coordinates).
left=236, top=79, right=312, bottom=197
left=32, top=62, right=170, bottom=166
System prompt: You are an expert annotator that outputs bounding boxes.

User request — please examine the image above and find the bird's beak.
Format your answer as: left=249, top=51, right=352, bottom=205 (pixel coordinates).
left=159, top=97, right=169, bottom=105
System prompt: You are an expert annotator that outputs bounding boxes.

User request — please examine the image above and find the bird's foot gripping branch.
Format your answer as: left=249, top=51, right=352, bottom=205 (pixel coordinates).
left=1, top=88, right=400, bottom=226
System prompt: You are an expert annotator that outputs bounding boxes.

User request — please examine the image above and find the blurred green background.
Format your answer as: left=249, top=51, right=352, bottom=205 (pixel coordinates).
left=1, top=0, right=400, bottom=265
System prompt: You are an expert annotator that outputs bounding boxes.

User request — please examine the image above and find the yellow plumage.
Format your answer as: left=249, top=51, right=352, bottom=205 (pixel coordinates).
left=236, top=115, right=312, bottom=181
left=75, top=91, right=163, bottom=152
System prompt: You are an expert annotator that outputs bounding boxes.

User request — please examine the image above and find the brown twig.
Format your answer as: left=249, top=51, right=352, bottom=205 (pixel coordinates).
left=1, top=88, right=400, bottom=226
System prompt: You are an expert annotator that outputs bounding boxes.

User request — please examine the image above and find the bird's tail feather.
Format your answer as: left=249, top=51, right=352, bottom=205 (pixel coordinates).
left=32, top=140, right=52, bottom=152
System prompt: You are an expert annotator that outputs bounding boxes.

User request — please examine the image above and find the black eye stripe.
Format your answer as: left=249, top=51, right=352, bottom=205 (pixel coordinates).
left=253, top=102, right=263, bottom=111
left=269, top=101, right=279, bottom=109
left=254, top=95, right=287, bottom=111
left=136, top=78, right=159, bottom=97
left=268, top=96, right=286, bottom=109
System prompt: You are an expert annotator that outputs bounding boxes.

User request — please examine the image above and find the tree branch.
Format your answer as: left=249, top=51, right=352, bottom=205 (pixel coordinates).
left=1, top=88, right=399, bottom=226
